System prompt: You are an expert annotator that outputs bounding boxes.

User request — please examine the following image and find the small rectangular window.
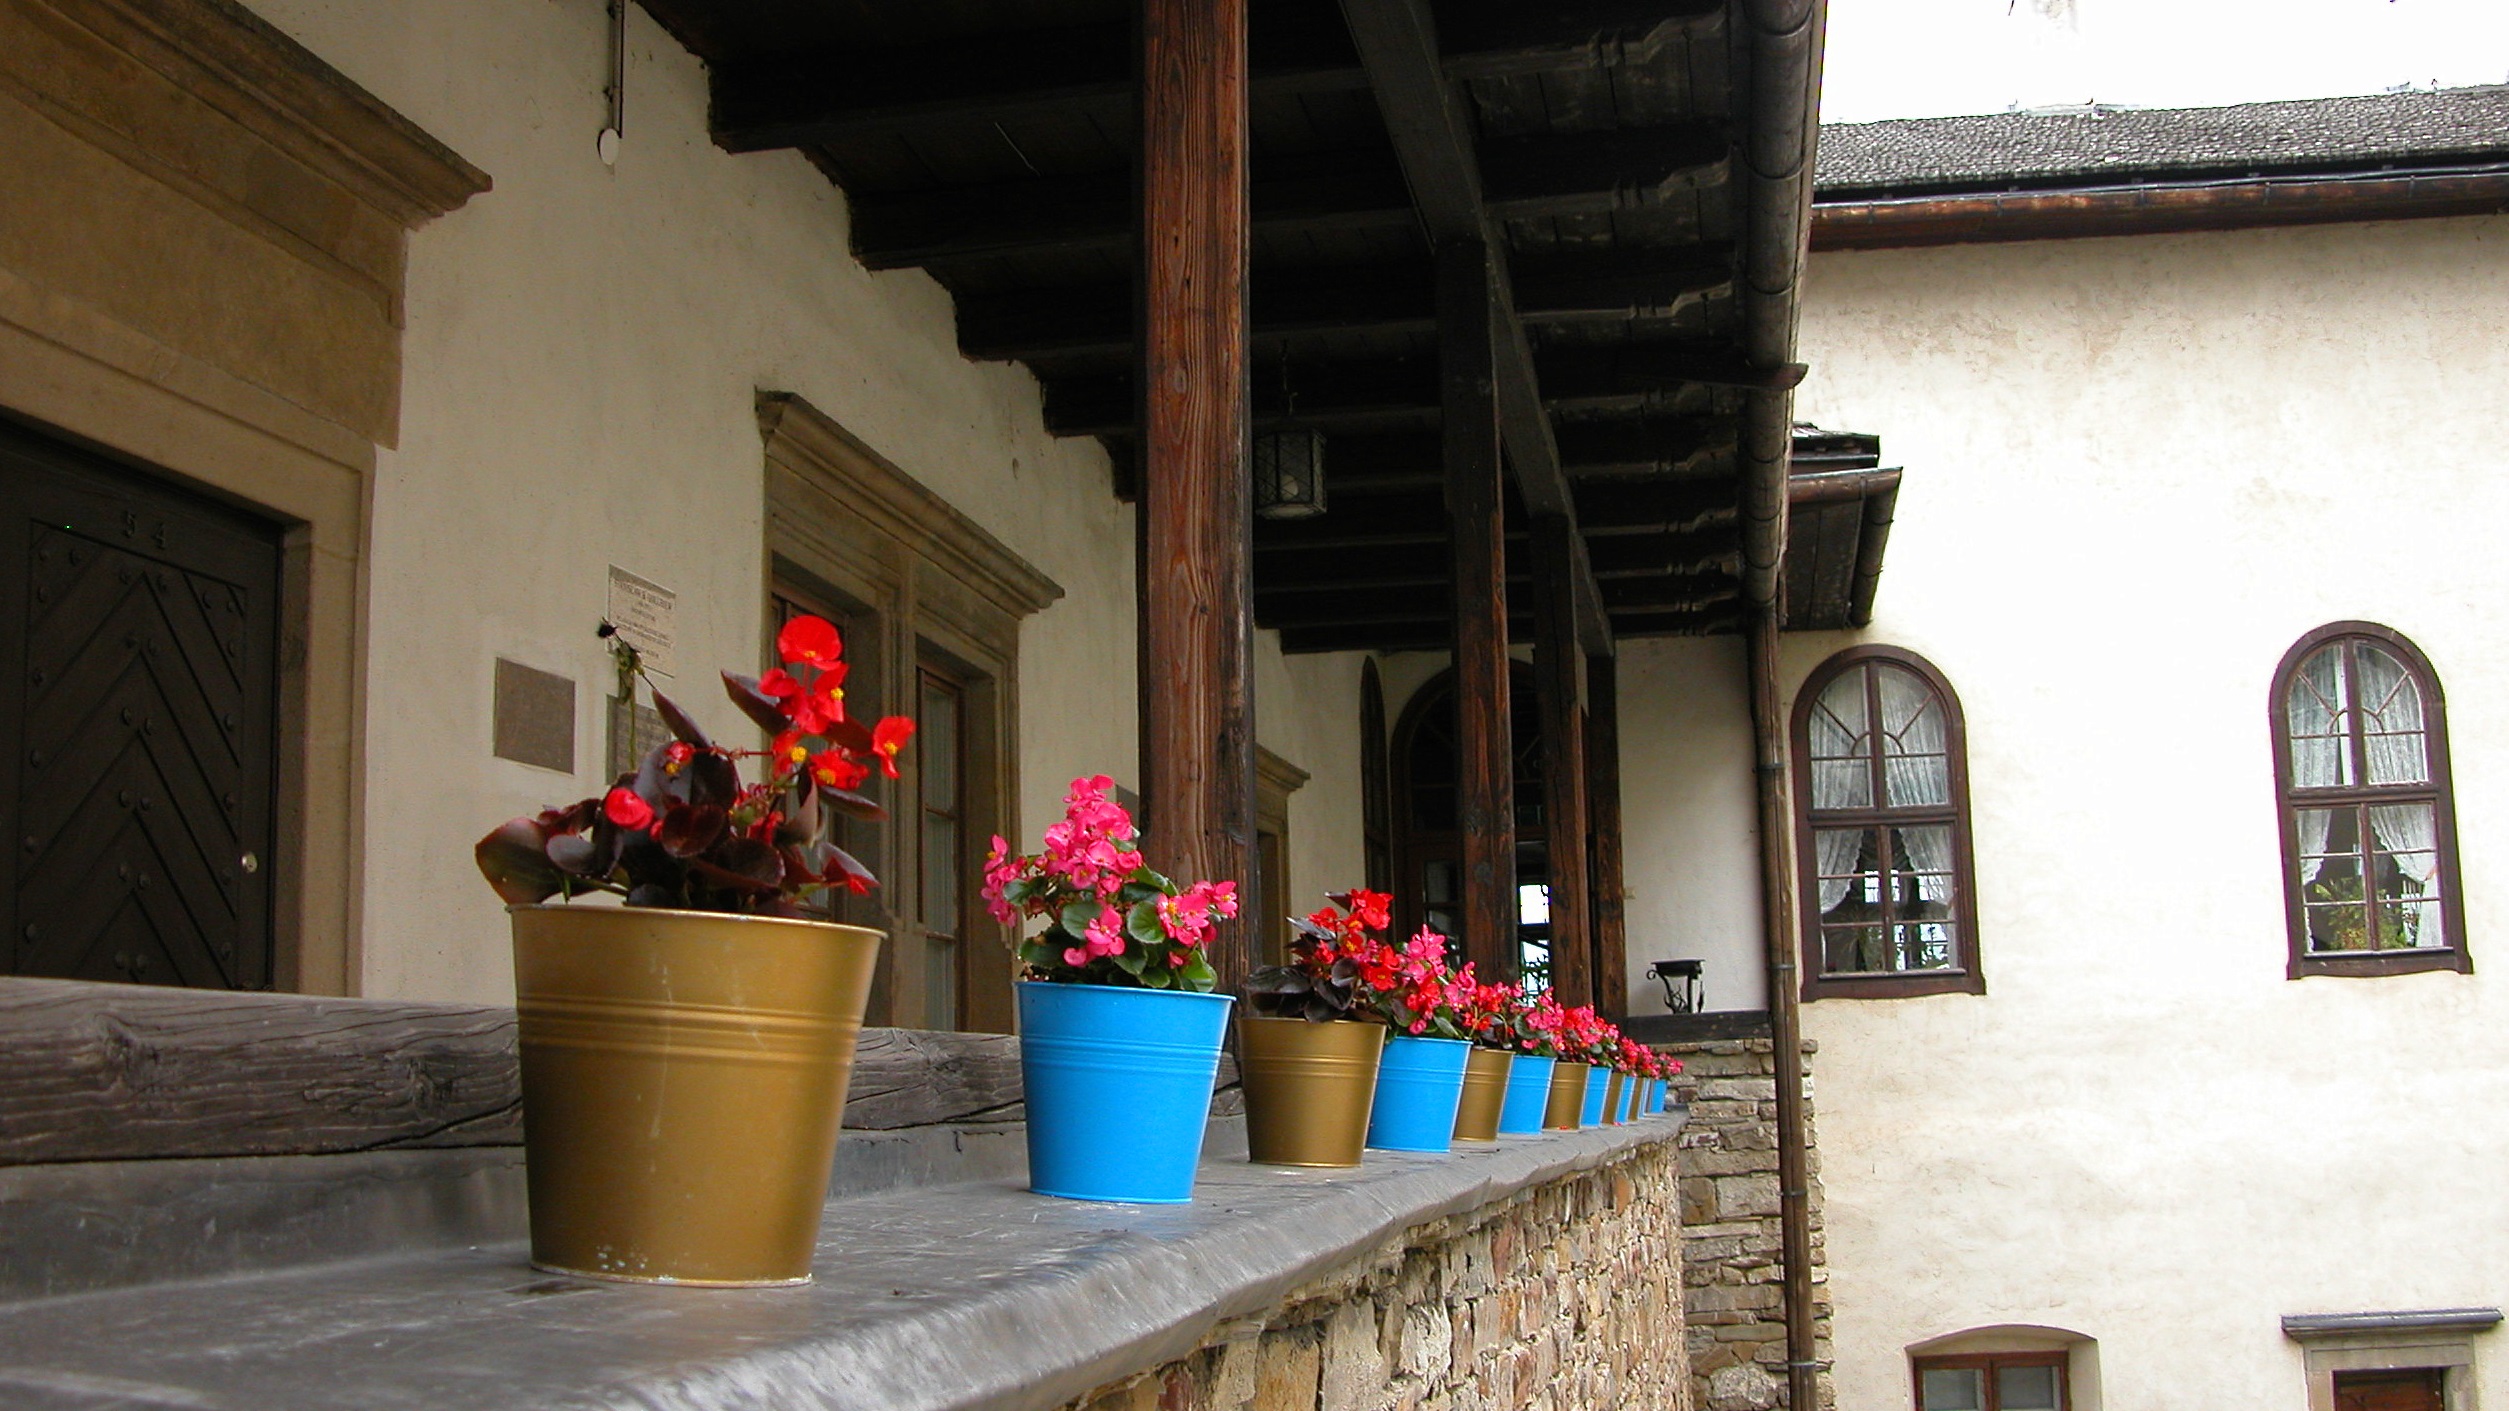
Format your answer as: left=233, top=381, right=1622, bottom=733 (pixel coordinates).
left=1914, top=1353, right=2067, bottom=1411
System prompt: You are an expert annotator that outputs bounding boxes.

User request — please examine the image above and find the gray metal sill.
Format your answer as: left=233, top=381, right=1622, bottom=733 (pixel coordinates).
left=0, top=1112, right=1684, bottom=1411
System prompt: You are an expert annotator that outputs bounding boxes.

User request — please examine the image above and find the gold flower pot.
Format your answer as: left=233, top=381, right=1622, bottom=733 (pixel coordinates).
left=1603, top=1070, right=1626, bottom=1125
left=1452, top=1046, right=1512, bottom=1143
left=1544, top=1058, right=1588, bottom=1129
left=1238, top=1014, right=1385, bottom=1167
left=509, top=904, right=881, bottom=1286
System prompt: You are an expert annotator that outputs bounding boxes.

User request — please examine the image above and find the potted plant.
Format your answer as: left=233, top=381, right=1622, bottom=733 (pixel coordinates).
left=473, top=615, right=912, bottom=1286
left=1356, top=927, right=1475, bottom=1153
left=1560, top=1005, right=1618, bottom=1127
left=1490, top=991, right=1565, bottom=1135
left=982, top=777, right=1237, bottom=1203
left=1450, top=978, right=1521, bottom=1143
left=1237, top=891, right=1392, bottom=1167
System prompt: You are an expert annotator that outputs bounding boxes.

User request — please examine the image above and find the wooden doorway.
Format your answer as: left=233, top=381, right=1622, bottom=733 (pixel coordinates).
left=1390, top=663, right=1543, bottom=978
left=0, top=417, right=282, bottom=988
left=2334, top=1368, right=2446, bottom=1411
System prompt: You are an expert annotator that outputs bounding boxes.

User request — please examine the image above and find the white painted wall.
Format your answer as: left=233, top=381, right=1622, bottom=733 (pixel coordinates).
left=1779, top=216, right=2509, bottom=1408
left=243, top=0, right=1356, bottom=1004
left=1614, top=635, right=1767, bottom=1017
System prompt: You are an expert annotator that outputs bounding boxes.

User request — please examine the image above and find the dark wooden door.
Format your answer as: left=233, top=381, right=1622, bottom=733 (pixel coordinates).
left=2334, top=1369, right=2446, bottom=1411
left=0, top=417, right=282, bottom=988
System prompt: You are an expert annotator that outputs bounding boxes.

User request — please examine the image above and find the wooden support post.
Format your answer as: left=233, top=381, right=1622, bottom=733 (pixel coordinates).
left=1531, top=517, right=1590, bottom=1008
left=1439, top=241, right=1515, bottom=981
left=1584, top=650, right=1627, bottom=1016
left=1138, top=0, right=1255, bottom=990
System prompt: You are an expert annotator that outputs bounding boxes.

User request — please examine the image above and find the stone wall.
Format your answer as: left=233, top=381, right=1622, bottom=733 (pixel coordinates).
left=1663, top=1038, right=1832, bottom=1411
left=1068, top=1138, right=1689, bottom=1411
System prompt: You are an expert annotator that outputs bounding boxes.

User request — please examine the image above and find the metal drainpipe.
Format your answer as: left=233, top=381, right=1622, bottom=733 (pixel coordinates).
left=1737, top=0, right=1829, bottom=1405
left=1748, top=608, right=1820, bottom=1410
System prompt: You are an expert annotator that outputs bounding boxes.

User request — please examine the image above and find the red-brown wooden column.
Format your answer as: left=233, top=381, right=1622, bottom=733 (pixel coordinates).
left=1440, top=241, right=1516, bottom=980
left=1139, top=0, right=1255, bottom=988
left=1585, top=650, right=1628, bottom=1016
left=1531, top=518, right=1591, bottom=1007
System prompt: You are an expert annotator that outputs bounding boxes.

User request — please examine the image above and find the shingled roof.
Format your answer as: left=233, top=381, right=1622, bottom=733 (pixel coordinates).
left=1818, top=86, right=2509, bottom=197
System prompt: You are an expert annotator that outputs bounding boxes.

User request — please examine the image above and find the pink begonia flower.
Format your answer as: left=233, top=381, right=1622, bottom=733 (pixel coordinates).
left=1062, top=946, right=1088, bottom=967
left=1084, top=906, right=1126, bottom=959
left=1168, top=949, right=1187, bottom=967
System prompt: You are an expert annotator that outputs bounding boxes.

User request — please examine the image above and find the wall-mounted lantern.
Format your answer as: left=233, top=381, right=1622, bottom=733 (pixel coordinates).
left=1649, top=958, right=1704, bottom=1014
left=1252, top=428, right=1327, bottom=520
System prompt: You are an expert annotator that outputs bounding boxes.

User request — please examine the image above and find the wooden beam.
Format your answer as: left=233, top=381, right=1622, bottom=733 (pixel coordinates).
left=1047, top=343, right=1740, bottom=438
left=1440, top=242, right=1519, bottom=982
left=710, top=1, right=1717, bottom=153
left=1481, top=124, right=1729, bottom=218
left=852, top=148, right=1409, bottom=272
left=1138, top=0, right=1255, bottom=992
left=1336, top=0, right=1612, bottom=658
left=1584, top=652, right=1629, bottom=1018
left=1531, top=518, right=1593, bottom=1006
left=960, top=246, right=1733, bottom=364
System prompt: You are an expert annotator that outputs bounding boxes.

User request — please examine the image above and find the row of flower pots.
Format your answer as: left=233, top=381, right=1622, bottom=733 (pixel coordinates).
left=473, top=618, right=1677, bottom=1285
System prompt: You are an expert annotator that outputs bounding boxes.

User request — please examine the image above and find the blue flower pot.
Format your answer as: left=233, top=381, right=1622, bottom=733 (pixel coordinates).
left=1620, top=1078, right=1639, bottom=1122
left=1498, top=1053, right=1554, bottom=1135
left=1646, top=1079, right=1667, bottom=1115
left=1365, top=1035, right=1471, bottom=1153
left=1580, top=1064, right=1610, bottom=1125
left=1016, top=981, right=1233, bottom=1204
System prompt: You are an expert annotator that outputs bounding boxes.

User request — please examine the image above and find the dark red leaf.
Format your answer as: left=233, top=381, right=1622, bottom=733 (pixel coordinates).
left=823, top=842, right=879, bottom=892
left=822, top=717, right=875, bottom=754
left=692, top=836, right=783, bottom=893
left=722, top=672, right=792, bottom=736
left=476, top=817, right=564, bottom=904
left=684, top=752, right=739, bottom=809
left=655, top=803, right=728, bottom=859
left=650, top=690, right=712, bottom=750
left=818, top=786, right=887, bottom=822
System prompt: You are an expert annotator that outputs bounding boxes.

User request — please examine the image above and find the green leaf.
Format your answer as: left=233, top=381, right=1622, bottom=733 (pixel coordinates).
left=1019, top=940, right=1059, bottom=971
left=1002, top=877, right=1036, bottom=906
left=1111, top=945, right=1149, bottom=976
left=1177, top=950, right=1217, bottom=993
left=1118, top=881, right=1163, bottom=907
left=1059, top=900, right=1106, bottom=940
left=1142, top=965, right=1173, bottom=990
left=1126, top=898, right=1165, bottom=945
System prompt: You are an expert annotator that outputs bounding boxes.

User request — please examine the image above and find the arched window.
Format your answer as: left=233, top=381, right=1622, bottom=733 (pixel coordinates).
left=2271, top=624, right=2467, bottom=977
left=1792, top=647, right=1981, bottom=999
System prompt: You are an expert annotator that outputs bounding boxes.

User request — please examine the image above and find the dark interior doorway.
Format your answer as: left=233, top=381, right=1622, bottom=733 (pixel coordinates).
left=0, top=415, right=283, bottom=988
left=2334, top=1368, right=2446, bottom=1411
left=1390, top=662, right=1546, bottom=984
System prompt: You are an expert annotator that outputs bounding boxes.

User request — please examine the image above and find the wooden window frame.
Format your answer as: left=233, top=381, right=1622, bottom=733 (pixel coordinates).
left=2271, top=622, right=2470, bottom=979
left=759, top=393, right=1061, bottom=1033
left=1912, top=1350, right=2070, bottom=1410
left=1791, top=645, right=1984, bottom=1001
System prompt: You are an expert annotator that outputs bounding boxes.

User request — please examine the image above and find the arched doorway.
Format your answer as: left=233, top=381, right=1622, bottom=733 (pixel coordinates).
left=1389, top=663, right=1549, bottom=985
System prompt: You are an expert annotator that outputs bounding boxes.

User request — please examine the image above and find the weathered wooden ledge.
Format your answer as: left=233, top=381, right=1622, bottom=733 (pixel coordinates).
left=0, top=1113, right=1684, bottom=1411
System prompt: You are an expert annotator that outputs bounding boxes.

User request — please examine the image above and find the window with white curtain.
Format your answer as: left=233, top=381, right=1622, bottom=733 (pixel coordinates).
left=2273, top=624, right=2468, bottom=978
left=1791, top=648, right=1982, bottom=999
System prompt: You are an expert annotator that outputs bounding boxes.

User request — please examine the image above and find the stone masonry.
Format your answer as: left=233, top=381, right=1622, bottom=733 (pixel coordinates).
left=1066, top=1138, right=1689, bottom=1411
left=1660, top=1038, right=1833, bottom=1411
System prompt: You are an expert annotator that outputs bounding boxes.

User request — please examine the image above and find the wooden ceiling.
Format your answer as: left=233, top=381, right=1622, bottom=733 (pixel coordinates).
left=639, top=0, right=1884, bottom=650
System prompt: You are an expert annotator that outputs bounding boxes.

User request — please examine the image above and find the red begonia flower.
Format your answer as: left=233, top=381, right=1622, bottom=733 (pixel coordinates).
left=810, top=750, right=869, bottom=792
left=603, top=786, right=654, bottom=831
left=871, top=716, right=916, bottom=778
left=776, top=615, right=844, bottom=671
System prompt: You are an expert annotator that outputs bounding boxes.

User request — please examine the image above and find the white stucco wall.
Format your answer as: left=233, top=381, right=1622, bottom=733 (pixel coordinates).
left=1613, top=635, right=1766, bottom=1017
left=243, top=0, right=1356, bottom=1004
left=1780, top=216, right=2509, bottom=1408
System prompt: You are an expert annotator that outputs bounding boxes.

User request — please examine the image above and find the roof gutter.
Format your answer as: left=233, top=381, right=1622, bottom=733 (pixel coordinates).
left=1736, top=5, right=1827, bottom=1411
left=1738, top=0, right=1824, bottom=614
left=1813, top=162, right=2509, bottom=251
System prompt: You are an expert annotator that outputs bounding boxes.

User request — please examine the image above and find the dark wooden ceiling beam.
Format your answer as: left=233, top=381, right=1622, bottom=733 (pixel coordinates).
left=1482, top=125, right=1730, bottom=218
left=1339, top=0, right=1614, bottom=654
left=1044, top=345, right=1748, bottom=438
left=709, top=1, right=1720, bottom=154
left=959, top=245, right=1734, bottom=364
left=852, top=150, right=1412, bottom=272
